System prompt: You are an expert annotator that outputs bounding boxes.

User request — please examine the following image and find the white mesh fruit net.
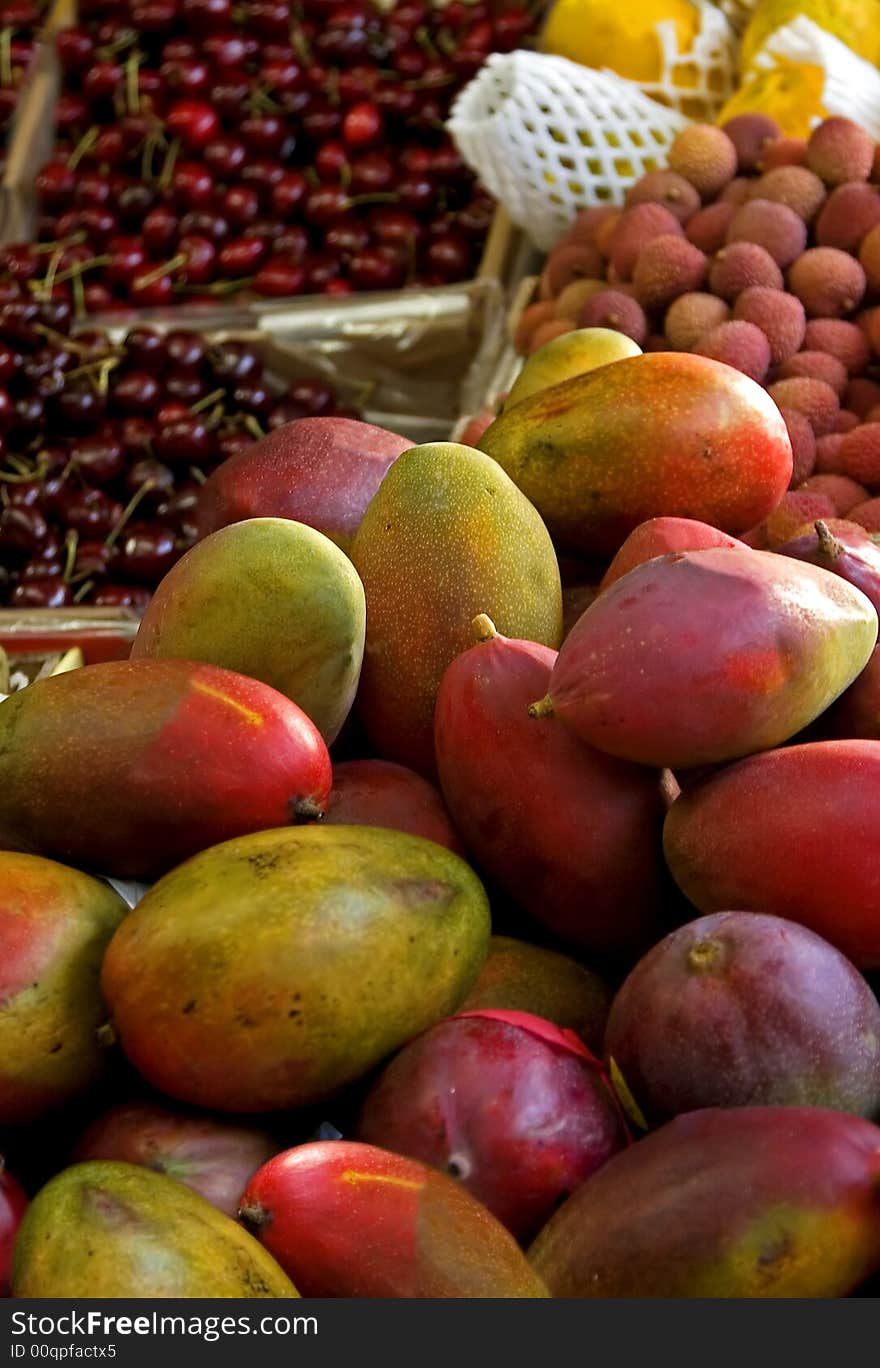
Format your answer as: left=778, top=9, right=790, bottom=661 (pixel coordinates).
left=715, top=0, right=758, bottom=36
left=635, top=3, right=739, bottom=118
left=448, top=52, right=691, bottom=251
left=744, top=15, right=880, bottom=137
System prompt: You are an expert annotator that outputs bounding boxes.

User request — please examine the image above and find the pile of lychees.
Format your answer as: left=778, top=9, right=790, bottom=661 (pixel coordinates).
left=521, top=115, right=880, bottom=546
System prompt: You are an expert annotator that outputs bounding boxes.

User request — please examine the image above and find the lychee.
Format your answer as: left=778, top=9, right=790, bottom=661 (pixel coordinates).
left=720, top=178, right=754, bottom=207
left=526, top=319, right=575, bottom=354
left=799, top=473, right=868, bottom=513
left=845, top=378, right=880, bottom=419
left=778, top=406, right=817, bottom=486
left=777, top=351, right=848, bottom=396
left=685, top=202, right=736, bottom=255
left=667, top=124, right=738, bottom=200
left=709, top=242, right=783, bottom=301
left=608, top=203, right=684, bottom=281
left=577, top=289, right=648, bottom=345
left=835, top=410, right=861, bottom=433
left=807, top=117, right=875, bottom=187
left=814, top=182, right=880, bottom=252
left=726, top=198, right=806, bottom=268
left=513, top=301, right=555, bottom=354
left=733, top=287, right=805, bottom=364
left=767, top=376, right=840, bottom=435
left=758, top=138, right=808, bottom=171
left=801, top=319, right=870, bottom=375
left=763, top=491, right=838, bottom=548
left=664, top=292, right=731, bottom=351
left=624, top=170, right=701, bottom=224
left=632, top=235, right=707, bottom=310
left=754, top=166, right=827, bottom=223
left=721, top=113, right=781, bottom=173
left=847, top=497, right=880, bottom=532
left=839, top=423, right=880, bottom=487
left=694, top=320, right=771, bottom=383
left=857, top=224, right=880, bottom=291
left=540, top=243, right=605, bottom=298
left=814, top=433, right=846, bottom=473
left=787, top=248, right=866, bottom=318
left=553, top=278, right=607, bottom=320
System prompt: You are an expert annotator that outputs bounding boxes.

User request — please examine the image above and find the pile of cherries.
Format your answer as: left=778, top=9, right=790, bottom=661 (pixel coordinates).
left=0, top=0, right=45, bottom=141
left=0, top=0, right=538, bottom=312
left=0, top=298, right=358, bottom=608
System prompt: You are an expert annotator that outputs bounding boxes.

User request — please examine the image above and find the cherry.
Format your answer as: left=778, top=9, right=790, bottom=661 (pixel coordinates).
left=166, top=330, right=207, bottom=371
left=204, top=135, right=247, bottom=180
left=181, top=0, right=232, bottom=29
left=493, top=7, right=536, bottom=49
left=118, top=184, right=156, bottom=225
left=54, top=92, right=90, bottom=133
left=266, top=399, right=308, bottom=429
left=93, top=129, right=127, bottom=168
left=83, top=282, right=117, bottom=314
left=69, top=435, right=125, bottom=485
left=261, top=58, right=304, bottom=93
left=271, top=171, right=308, bottom=219
left=83, top=61, right=122, bottom=101
left=160, top=58, right=212, bottom=97
left=302, top=101, right=343, bottom=140
left=349, top=150, right=394, bottom=194
left=218, top=236, right=269, bottom=275
left=157, top=402, right=192, bottom=426
left=178, top=212, right=229, bottom=244
left=0, top=343, right=19, bottom=385
left=55, top=27, right=95, bottom=72
left=170, top=161, right=215, bottom=209
left=59, top=488, right=123, bottom=539
left=74, top=541, right=117, bottom=579
left=424, top=231, right=472, bottom=280
left=0, top=505, right=49, bottom=559
left=10, top=577, right=72, bottom=608
left=154, top=414, right=216, bottom=464
left=231, top=380, right=272, bottom=415
left=304, top=185, right=350, bottom=227
left=35, top=160, right=76, bottom=209
left=239, top=159, right=286, bottom=196
left=90, top=583, right=152, bottom=610
left=116, top=522, right=179, bottom=583
left=347, top=247, right=406, bottom=290
left=223, top=185, right=261, bottom=228
left=0, top=300, right=41, bottom=350
left=369, top=206, right=424, bottom=248
left=315, top=140, right=349, bottom=182
left=216, top=430, right=254, bottom=462
left=132, top=0, right=178, bottom=30
left=124, top=327, right=166, bottom=372
left=249, top=0, right=293, bottom=38
left=105, top=236, right=148, bottom=288
left=253, top=260, right=307, bottom=297
left=167, top=100, right=220, bottom=150
left=163, top=39, right=200, bottom=64
left=125, top=458, right=175, bottom=501
left=212, top=80, right=251, bottom=120
left=112, top=370, right=162, bottom=416
left=305, top=252, right=341, bottom=290
left=129, top=273, right=175, bottom=308
left=202, top=32, right=253, bottom=68
left=143, top=206, right=180, bottom=254
left=120, top=417, right=157, bottom=459
left=288, top=378, right=337, bottom=416
left=239, top=116, right=293, bottom=159
left=11, top=392, right=45, bottom=440
left=77, top=207, right=120, bottom=245
left=325, top=219, right=370, bottom=257
left=211, top=341, right=262, bottom=384
left=342, top=101, right=383, bottom=148
left=397, top=175, right=435, bottom=212
left=273, top=225, right=310, bottom=261
left=177, top=235, right=217, bottom=285
left=20, top=557, right=65, bottom=580
left=337, top=65, right=377, bottom=103
left=324, top=277, right=353, bottom=296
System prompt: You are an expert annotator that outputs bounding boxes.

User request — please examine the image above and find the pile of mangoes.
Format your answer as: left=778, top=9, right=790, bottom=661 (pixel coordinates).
left=4, top=337, right=880, bottom=1299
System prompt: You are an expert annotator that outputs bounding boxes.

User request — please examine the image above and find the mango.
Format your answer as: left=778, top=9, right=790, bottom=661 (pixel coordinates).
left=478, top=353, right=793, bottom=557
left=434, top=616, right=667, bottom=955
left=0, top=853, right=127, bottom=1125
left=196, top=416, right=411, bottom=552
left=350, top=442, right=563, bottom=776
left=605, top=912, right=880, bottom=1122
left=101, top=825, right=490, bottom=1112
left=822, top=645, right=880, bottom=739
left=528, top=1107, right=880, bottom=1297
left=532, top=547, right=877, bottom=769
left=74, top=1101, right=278, bottom=1218
left=663, top=740, right=880, bottom=969
left=12, top=1160, right=298, bottom=1297
left=598, top=517, right=747, bottom=592
left=357, top=1011, right=626, bottom=1242
left=326, top=759, right=463, bottom=853
left=504, top=328, right=641, bottom=409
left=776, top=518, right=880, bottom=615
left=0, top=660, right=331, bottom=881
left=238, top=1140, right=549, bottom=1297
left=459, top=935, right=612, bottom=1052
left=131, top=518, right=365, bottom=744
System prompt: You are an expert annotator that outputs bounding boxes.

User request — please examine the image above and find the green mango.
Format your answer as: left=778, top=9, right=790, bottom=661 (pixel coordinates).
left=12, top=1161, right=298, bottom=1298
left=350, top=442, right=563, bottom=776
left=131, top=517, right=365, bottom=743
left=101, top=825, right=491, bottom=1113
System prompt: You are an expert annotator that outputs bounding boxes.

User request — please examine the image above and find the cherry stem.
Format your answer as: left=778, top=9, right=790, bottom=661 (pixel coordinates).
left=0, top=29, right=12, bottom=89
left=125, top=51, right=141, bottom=115
left=189, top=465, right=207, bottom=485
left=135, top=254, right=185, bottom=289
left=72, top=578, right=95, bottom=604
left=104, top=479, right=156, bottom=550
left=189, top=387, right=226, bottom=415
left=67, top=125, right=101, bottom=171
left=157, top=136, right=182, bottom=192
left=62, top=529, right=79, bottom=583
left=243, top=415, right=266, bottom=441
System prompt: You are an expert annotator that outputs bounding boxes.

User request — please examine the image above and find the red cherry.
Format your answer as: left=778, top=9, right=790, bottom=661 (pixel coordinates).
left=83, top=61, right=122, bottom=101
left=337, top=65, right=377, bottom=104
left=68, top=435, right=125, bottom=484
left=170, top=161, right=215, bottom=209
left=143, top=206, right=180, bottom=254
left=218, top=236, right=270, bottom=275
left=167, top=101, right=220, bottom=150
left=287, top=378, right=337, bottom=415
left=315, top=141, right=349, bottom=183
left=129, top=273, right=175, bottom=308
left=325, top=219, right=370, bottom=257
left=254, top=259, right=307, bottom=297
left=178, top=235, right=217, bottom=285
left=10, top=576, right=72, bottom=608
left=342, top=101, right=383, bottom=148
left=154, top=414, right=217, bottom=465
left=239, top=115, right=293, bottom=158
left=261, top=58, right=304, bottom=93
left=349, top=151, right=394, bottom=194
left=203, top=32, right=254, bottom=68
left=247, top=0, right=290, bottom=38
left=105, top=236, right=148, bottom=288
left=204, top=135, right=247, bottom=180
left=160, top=58, right=212, bottom=97
left=36, top=160, right=76, bottom=209
left=55, top=92, right=90, bottom=132
left=181, top=0, right=232, bottom=29
left=166, top=330, right=208, bottom=370
left=425, top=231, right=472, bottom=280
left=90, top=583, right=152, bottom=610
left=120, top=417, right=158, bottom=458
left=132, top=0, right=178, bottom=30
left=273, top=225, right=310, bottom=261
left=304, top=185, right=350, bottom=227
left=112, top=370, right=162, bottom=416
left=55, top=27, right=95, bottom=72
left=116, top=522, right=180, bottom=583
left=348, top=247, right=406, bottom=290
left=271, top=170, right=308, bottom=219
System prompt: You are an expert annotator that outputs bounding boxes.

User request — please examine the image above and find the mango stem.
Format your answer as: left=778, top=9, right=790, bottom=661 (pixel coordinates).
left=471, top=613, right=497, bottom=643
left=814, top=520, right=843, bottom=561
left=289, top=796, right=324, bottom=824
left=528, top=695, right=555, bottom=719
left=237, top=1202, right=269, bottom=1232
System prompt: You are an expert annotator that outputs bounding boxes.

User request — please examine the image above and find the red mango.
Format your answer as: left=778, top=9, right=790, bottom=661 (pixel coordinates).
left=325, top=759, right=463, bottom=853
